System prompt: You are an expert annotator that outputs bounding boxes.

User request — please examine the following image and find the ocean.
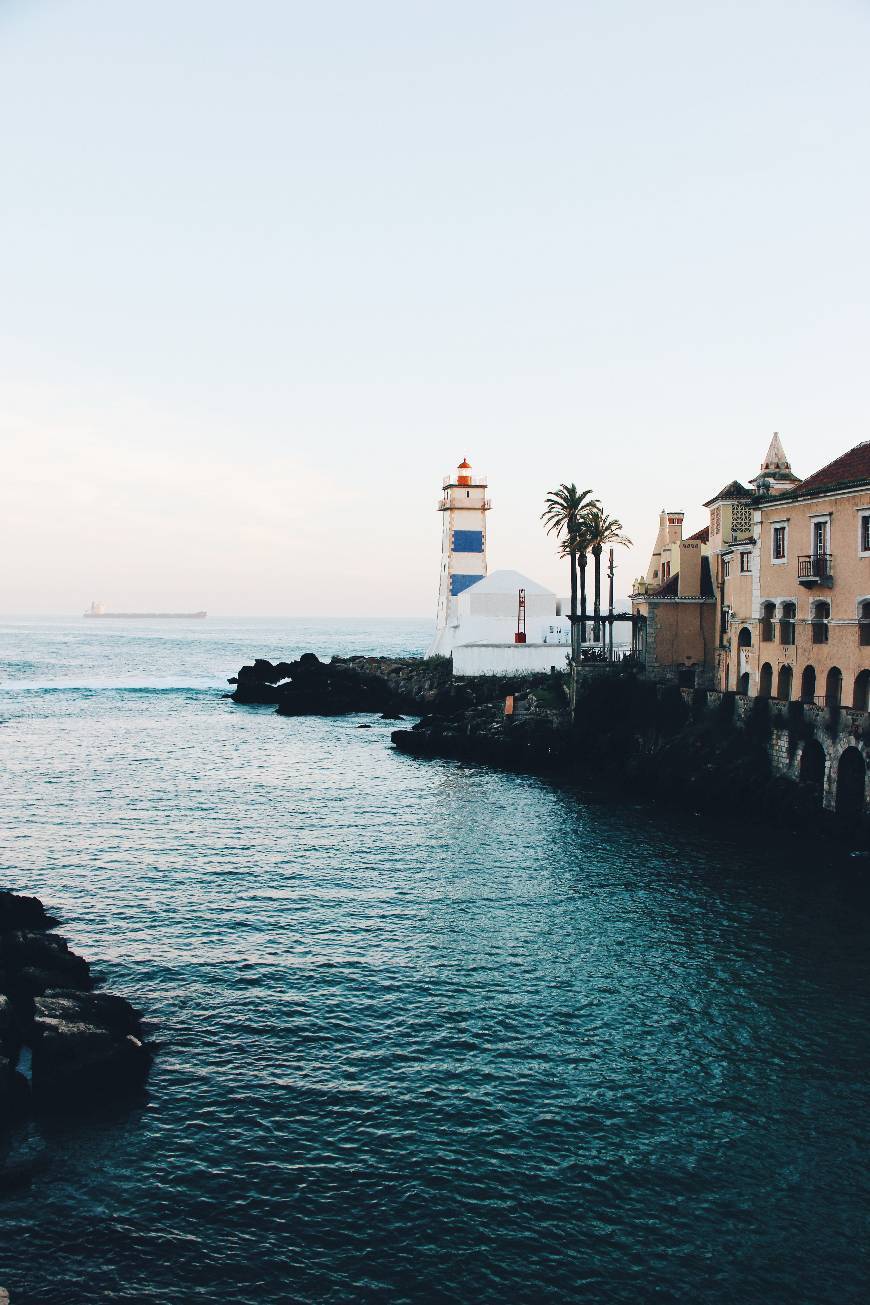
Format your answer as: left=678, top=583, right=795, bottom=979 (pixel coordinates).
left=1, top=617, right=869, bottom=1303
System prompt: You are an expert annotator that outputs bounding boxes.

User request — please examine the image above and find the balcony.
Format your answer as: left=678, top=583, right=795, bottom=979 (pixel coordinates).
left=797, top=554, right=833, bottom=587
left=438, top=496, right=491, bottom=511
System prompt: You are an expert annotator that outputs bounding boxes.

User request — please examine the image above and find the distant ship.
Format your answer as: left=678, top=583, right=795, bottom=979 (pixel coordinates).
left=84, top=602, right=207, bottom=619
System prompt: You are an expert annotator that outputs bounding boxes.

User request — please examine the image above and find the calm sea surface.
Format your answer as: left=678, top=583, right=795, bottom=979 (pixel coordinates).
left=1, top=617, right=868, bottom=1303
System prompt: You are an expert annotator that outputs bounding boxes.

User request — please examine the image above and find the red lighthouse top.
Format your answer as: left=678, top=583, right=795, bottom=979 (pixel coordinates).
left=457, top=457, right=472, bottom=486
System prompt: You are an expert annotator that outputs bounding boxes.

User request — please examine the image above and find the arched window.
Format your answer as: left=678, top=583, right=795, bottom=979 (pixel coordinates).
left=859, top=600, right=870, bottom=647
left=811, top=600, right=830, bottom=644
left=776, top=664, right=793, bottom=701
left=825, top=666, right=842, bottom=709
left=759, top=663, right=773, bottom=697
left=836, top=747, right=866, bottom=819
left=853, top=669, right=870, bottom=712
left=738, top=627, right=752, bottom=648
left=779, top=601, right=796, bottom=646
left=738, top=671, right=751, bottom=695
left=800, top=665, right=816, bottom=704
left=799, top=738, right=826, bottom=806
left=761, top=602, right=776, bottom=642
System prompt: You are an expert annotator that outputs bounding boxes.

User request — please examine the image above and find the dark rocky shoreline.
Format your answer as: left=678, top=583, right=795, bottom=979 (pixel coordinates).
left=230, top=653, right=868, bottom=847
left=1, top=889, right=152, bottom=1132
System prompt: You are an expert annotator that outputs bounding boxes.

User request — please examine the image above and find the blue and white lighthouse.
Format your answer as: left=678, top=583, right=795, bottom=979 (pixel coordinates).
left=427, top=457, right=490, bottom=657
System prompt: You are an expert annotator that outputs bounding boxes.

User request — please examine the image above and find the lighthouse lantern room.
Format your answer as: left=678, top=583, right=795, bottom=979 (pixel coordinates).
left=427, top=457, right=490, bottom=657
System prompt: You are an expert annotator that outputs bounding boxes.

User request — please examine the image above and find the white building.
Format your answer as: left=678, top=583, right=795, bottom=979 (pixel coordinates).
left=426, top=459, right=569, bottom=674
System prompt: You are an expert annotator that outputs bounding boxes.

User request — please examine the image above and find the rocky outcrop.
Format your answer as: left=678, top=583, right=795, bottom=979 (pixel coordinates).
left=230, top=653, right=455, bottom=715
left=0, top=890, right=152, bottom=1122
left=392, top=682, right=572, bottom=770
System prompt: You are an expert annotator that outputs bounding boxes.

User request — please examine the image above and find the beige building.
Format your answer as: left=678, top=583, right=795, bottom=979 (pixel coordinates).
left=632, top=512, right=716, bottom=685
left=716, top=439, right=870, bottom=708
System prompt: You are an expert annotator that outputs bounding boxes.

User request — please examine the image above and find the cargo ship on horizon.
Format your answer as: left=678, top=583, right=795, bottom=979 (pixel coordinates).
left=84, top=601, right=207, bottom=619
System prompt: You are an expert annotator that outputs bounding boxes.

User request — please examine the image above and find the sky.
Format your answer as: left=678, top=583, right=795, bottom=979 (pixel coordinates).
left=1, top=0, right=869, bottom=616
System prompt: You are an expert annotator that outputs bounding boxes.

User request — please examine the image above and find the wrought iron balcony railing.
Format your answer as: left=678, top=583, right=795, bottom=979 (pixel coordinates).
left=797, top=553, right=833, bottom=585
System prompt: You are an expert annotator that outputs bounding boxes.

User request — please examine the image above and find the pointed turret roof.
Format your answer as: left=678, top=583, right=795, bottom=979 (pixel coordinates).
left=749, top=432, right=801, bottom=490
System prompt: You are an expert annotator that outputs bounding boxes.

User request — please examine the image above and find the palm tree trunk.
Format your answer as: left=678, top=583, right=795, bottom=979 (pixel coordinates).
left=579, top=553, right=588, bottom=644
left=569, top=550, right=579, bottom=661
left=593, top=545, right=602, bottom=641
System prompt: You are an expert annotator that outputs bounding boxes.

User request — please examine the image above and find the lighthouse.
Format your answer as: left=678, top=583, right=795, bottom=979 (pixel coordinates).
left=427, top=458, right=491, bottom=657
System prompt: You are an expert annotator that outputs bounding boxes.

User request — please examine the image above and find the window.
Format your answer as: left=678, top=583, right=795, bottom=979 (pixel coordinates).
left=720, top=606, right=731, bottom=639
left=723, top=557, right=731, bottom=578
left=860, top=512, right=870, bottom=555
left=859, top=600, right=870, bottom=647
left=812, top=518, right=829, bottom=557
left=812, top=600, right=830, bottom=644
left=779, top=602, right=796, bottom=646
left=732, top=503, right=752, bottom=536
left=772, top=524, right=787, bottom=562
left=740, top=552, right=751, bottom=573
left=713, top=506, right=721, bottom=536
left=761, top=602, right=776, bottom=642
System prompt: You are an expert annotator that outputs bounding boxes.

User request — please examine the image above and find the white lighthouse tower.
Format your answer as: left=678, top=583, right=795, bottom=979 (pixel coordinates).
left=427, top=457, right=491, bottom=657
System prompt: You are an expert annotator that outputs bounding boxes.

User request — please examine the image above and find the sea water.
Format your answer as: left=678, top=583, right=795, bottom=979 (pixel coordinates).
left=1, top=617, right=868, bottom=1303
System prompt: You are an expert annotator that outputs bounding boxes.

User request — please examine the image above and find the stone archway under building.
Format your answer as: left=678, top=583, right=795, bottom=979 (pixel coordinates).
left=799, top=738, right=826, bottom=807
left=836, top=747, right=866, bottom=820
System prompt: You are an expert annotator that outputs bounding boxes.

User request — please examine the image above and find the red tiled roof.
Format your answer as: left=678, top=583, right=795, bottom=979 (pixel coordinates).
left=686, top=525, right=709, bottom=542
left=778, top=440, right=870, bottom=499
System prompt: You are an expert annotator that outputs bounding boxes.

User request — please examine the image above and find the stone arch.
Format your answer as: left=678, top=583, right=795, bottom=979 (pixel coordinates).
left=761, top=601, right=776, bottom=642
left=779, top=600, right=796, bottom=646
left=811, top=599, right=830, bottom=644
left=825, top=666, right=842, bottom=708
left=800, top=665, right=816, bottom=704
left=799, top=738, right=826, bottom=805
left=759, top=662, right=773, bottom=697
left=835, top=747, right=866, bottom=819
left=776, top=664, right=793, bottom=701
left=738, top=626, right=752, bottom=648
left=853, top=669, right=870, bottom=712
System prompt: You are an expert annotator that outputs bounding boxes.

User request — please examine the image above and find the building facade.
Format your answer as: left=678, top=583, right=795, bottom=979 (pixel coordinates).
left=716, top=440, right=870, bottom=711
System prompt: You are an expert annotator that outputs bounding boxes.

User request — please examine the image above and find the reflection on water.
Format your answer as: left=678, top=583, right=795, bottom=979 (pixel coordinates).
left=1, top=618, right=869, bottom=1303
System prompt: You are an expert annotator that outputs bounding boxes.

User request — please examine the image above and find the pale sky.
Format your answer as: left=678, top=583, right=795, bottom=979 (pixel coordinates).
left=2, top=0, right=869, bottom=616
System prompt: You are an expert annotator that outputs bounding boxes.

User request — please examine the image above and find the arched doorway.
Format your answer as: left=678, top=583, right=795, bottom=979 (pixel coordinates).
left=737, top=627, right=752, bottom=696
left=761, top=602, right=775, bottom=642
left=853, top=669, right=870, bottom=712
left=836, top=748, right=866, bottom=820
left=776, top=664, right=793, bottom=701
left=825, top=666, right=842, bottom=708
left=759, top=663, right=773, bottom=697
left=799, top=738, right=826, bottom=806
left=800, top=665, right=816, bottom=704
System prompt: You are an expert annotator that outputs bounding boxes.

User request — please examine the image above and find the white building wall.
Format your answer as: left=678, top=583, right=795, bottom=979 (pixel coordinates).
left=453, top=643, right=570, bottom=676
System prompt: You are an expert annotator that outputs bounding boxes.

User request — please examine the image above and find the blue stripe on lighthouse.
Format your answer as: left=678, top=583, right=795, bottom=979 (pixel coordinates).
left=450, top=574, right=482, bottom=596
left=452, top=529, right=484, bottom=553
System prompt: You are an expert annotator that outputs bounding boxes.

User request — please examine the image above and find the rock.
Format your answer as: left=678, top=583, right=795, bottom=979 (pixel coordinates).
left=31, top=1017, right=150, bottom=1105
left=357, top=724, right=372, bottom=729
left=0, top=930, right=92, bottom=997
left=0, top=891, right=58, bottom=931
left=36, top=990, right=142, bottom=1038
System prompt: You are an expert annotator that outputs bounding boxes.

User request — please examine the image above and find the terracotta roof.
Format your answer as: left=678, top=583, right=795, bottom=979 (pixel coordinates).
left=702, top=480, right=752, bottom=507
left=774, top=440, right=870, bottom=501
left=649, top=555, right=715, bottom=600
left=686, top=525, right=709, bottom=542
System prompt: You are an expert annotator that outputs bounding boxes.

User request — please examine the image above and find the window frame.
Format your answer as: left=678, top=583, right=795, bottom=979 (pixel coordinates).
left=771, top=522, right=788, bottom=564
left=739, top=552, right=752, bottom=574
left=859, top=510, right=870, bottom=558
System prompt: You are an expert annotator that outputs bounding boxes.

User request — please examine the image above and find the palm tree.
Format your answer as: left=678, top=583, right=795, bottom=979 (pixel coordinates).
left=542, top=484, right=599, bottom=659
left=583, top=507, right=632, bottom=641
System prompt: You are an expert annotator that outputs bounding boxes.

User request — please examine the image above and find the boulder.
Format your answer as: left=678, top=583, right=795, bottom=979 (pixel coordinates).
left=31, top=1016, right=150, bottom=1105
left=36, top=989, right=142, bottom=1038
left=0, top=891, right=57, bottom=931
